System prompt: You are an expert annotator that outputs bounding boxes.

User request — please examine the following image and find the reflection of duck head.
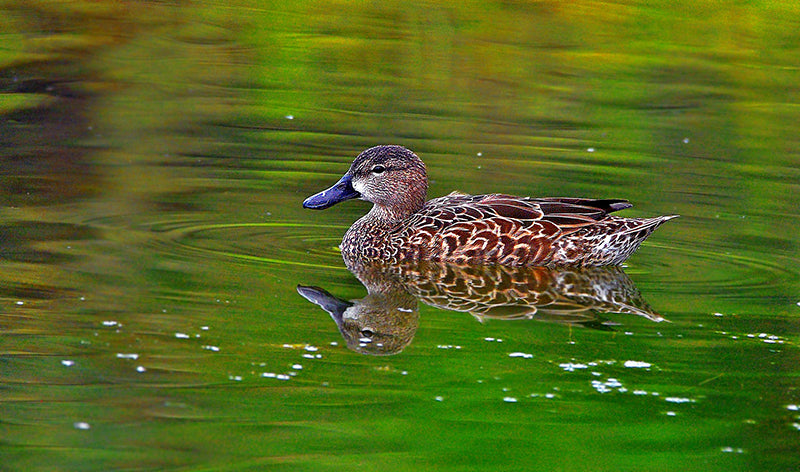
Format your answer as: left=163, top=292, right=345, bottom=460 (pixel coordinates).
left=299, top=257, right=665, bottom=355
left=296, top=283, right=419, bottom=356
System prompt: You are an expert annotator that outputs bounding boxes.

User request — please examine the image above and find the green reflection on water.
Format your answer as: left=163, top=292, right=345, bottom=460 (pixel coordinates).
left=1, top=1, right=799, bottom=471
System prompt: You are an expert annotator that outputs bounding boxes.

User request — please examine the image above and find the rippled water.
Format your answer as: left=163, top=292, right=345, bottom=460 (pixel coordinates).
left=2, top=1, right=799, bottom=471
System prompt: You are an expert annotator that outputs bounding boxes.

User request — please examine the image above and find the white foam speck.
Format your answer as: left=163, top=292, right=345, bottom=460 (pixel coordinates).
left=721, top=447, right=744, bottom=453
left=665, top=397, right=694, bottom=404
left=435, top=396, right=444, bottom=402
left=304, top=345, right=319, bottom=352
left=102, top=321, right=119, bottom=327
left=136, top=366, right=146, bottom=373
left=509, top=352, right=533, bottom=359
left=665, top=411, right=676, bottom=416
left=202, top=345, right=220, bottom=352
left=624, top=360, right=651, bottom=368
left=74, top=422, right=90, bottom=430
left=175, top=332, right=190, bottom=339
left=503, top=397, right=518, bottom=403
left=560, top=362, right=588, bottom=371
left=61, top=360, right=74, bottom=367
left=786, top=404, right=799, bottom=411
left=116, top=353, right=139, bottom=360
left=292, top=364, right=303, bottom=370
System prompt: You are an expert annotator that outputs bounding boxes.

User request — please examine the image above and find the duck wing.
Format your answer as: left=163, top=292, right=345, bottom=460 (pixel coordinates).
left=422, top=194, right=629, bottom=230
left=531, top=197, right=631, bottom=230
left=394, top=194, right=634, bottom=265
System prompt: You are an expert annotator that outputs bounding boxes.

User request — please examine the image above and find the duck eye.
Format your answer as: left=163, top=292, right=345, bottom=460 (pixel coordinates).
left=360, top=328, right=374, bottom=338
left=371, top=165, right=386, bottom=174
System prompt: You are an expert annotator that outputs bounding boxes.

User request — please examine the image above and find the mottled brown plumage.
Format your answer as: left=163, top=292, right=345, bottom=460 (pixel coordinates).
left=303, top=145, right=677, bottom=266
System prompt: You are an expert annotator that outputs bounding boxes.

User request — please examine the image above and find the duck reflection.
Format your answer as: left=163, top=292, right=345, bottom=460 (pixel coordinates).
left=298, top=257, right=664, bottom=355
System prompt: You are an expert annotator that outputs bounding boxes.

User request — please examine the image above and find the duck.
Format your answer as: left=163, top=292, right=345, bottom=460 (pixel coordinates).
left=303, top=145, right=677, bottom=266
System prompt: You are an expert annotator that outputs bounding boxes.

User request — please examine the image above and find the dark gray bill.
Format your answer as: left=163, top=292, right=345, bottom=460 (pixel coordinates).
left=302, top=174, right=361, bottom=210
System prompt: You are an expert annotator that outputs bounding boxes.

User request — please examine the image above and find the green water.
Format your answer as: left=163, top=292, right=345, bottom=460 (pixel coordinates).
left=1, top=1, right=799, bottom=471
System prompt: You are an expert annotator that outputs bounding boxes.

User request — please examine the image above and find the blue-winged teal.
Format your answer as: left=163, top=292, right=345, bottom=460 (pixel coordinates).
left=303, top=145, right=677, bottom=266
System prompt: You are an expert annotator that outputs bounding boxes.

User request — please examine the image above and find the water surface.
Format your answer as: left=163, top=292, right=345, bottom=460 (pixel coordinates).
left=1, top=2, right=799, bottom=471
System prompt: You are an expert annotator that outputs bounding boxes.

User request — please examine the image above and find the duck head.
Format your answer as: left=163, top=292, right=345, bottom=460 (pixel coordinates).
left=303, top=145, right=428, bottom=218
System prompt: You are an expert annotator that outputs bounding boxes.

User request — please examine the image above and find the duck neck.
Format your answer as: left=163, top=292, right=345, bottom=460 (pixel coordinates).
left=370, top=203, right=416, bottom=226
left=346, top=203, right=415, bottom=241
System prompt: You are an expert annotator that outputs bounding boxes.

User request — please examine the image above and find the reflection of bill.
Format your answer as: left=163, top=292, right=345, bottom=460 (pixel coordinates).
left=298, top=258, right=665, bottom=356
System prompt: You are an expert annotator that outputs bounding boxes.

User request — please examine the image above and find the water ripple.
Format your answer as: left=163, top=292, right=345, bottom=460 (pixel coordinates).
left=633, top=241, right=799, bottom=295
left=148, top=221, right=347, bottom=270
